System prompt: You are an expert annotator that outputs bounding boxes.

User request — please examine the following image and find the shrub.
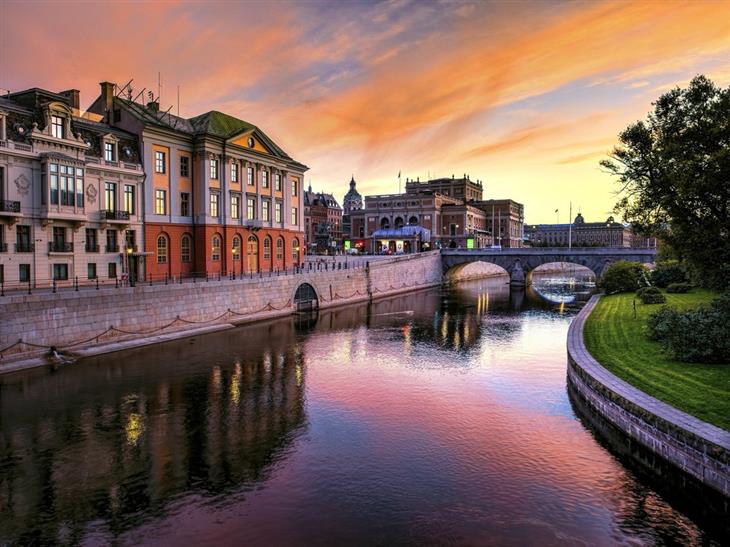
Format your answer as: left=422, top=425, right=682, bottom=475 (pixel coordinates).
left=647, top=292, right=730, bottom=363
left=666, top=282, right=692, bottom=294
left=601, top=261, right=648, bottom=294
left=650, top=260, right=688, bottom=288
left=640, top=291, right=666, bottom=304
left=636, top=286, right=660, bottom=298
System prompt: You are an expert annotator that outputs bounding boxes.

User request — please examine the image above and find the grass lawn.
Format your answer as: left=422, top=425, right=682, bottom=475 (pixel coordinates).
left=583, top=289, right=730, bottom=431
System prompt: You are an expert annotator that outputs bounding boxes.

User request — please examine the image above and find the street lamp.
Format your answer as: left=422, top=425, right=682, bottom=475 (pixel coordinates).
left=126, top=247, right=134, bottom=286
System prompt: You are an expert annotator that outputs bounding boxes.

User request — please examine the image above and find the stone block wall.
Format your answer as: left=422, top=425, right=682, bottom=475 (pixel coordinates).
left=0, top=252, right=442, bottom=361
left=567, top=295, right=730, bottom=498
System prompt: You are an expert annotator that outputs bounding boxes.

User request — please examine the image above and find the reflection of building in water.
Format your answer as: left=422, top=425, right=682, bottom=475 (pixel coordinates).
left=0, top=329, right=306, bottom=543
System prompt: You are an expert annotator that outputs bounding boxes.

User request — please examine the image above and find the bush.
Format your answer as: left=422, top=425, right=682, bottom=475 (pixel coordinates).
left=647, top=292, right=730, bottom=362
left=651, top=260, right=688, bottom=288
left=601, top=261, right=648, bottom=294
left=640, top=291, right=666, bottom=304
left=636, top=286, right=659, bottom=298
left=666, top=282, right=692, bottom=294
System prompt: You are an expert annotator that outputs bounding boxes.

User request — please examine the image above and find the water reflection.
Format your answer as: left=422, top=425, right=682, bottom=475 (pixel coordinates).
left=0, top=276, right=725, bottom=545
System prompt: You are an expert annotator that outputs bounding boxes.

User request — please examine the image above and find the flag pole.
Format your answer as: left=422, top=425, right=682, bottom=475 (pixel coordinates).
left=568, top=201, right=572, bottom=249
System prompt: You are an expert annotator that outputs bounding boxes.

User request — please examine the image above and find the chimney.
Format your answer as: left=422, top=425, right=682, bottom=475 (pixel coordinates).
left=100, top=81, right=115, bottom=113
left=60, top=89, right=80, bottom=110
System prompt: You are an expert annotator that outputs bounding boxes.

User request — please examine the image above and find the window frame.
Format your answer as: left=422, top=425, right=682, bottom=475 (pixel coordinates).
left=155, top=150, right=166, bottom=174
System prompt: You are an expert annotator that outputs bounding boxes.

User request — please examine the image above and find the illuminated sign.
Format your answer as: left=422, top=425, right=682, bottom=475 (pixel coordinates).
left=466, top=237, right=475, bottom=249
left=344, top=240, right=351, bottom=250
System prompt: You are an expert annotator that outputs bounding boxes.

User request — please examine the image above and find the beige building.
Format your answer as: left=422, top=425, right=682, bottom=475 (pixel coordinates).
left=0, top=87, right=144, bottom=289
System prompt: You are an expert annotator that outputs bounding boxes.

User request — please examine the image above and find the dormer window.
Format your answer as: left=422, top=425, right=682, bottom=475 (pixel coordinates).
left=51, top=115, right=64, bottom=138
left=104, top=142, right=115, bottom=161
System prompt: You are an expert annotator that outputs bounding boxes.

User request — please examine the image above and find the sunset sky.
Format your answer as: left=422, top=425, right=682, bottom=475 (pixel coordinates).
left=2, top=0, right=729, bottom=223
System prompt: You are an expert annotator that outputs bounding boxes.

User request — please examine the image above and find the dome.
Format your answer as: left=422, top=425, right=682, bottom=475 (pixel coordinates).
left=343, top=176, right=363, bottom=214
left=574, top=213, right=585, bottom=224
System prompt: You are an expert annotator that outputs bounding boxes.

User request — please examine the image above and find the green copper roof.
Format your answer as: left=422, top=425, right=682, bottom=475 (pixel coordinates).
left=189, top=110, right=256, bottom=138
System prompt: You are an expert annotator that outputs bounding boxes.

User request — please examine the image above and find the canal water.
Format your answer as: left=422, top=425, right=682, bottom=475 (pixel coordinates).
left=0, top=275, right=726, bottom=545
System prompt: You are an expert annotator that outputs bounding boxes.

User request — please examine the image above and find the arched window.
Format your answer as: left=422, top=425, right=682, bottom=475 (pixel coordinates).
left=181, top=234, right=192, bottom=263
left=156, top=234, right=168, bottom=264
left=409, top=216, right=419, bottom=225
left=263, top=236, right=272, bottom=259
left=380, top=217, right=390, bottom=229
left=394, top=217, right=404, bottom=229
left=232, top=235, right=241, bottom=260
left=211, top=235, right=221, bottom=261
left=276, top=237, right=284, bottom=260
left=292, top=237, right=300, bottom=263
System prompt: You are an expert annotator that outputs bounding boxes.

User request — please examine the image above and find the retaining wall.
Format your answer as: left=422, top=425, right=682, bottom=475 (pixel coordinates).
left=0, top=252, right=443, bottom=367
left=567, top=294, right=730, bottom=498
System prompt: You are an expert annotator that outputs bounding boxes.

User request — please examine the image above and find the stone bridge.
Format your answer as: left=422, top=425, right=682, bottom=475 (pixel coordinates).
left=441, top=247, right=657, bottom=286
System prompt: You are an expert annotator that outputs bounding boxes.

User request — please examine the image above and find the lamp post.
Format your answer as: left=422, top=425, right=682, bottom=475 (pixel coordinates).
left=126, top=247, right=134, bottom=286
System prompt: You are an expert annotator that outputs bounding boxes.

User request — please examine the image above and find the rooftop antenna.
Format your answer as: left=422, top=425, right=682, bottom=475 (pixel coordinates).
left=177, top=85, right=180, bottom=118
left=158, top=72, right=162, bottom=104
left=115, top=79, right=134, bottom=98
left=161, top=104, right=173, bottom=124
left=132, top=87, right=146, bottom=104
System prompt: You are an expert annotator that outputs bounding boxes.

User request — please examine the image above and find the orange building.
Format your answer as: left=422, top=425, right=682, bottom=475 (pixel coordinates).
left=89, top=82, right=307, bottom=279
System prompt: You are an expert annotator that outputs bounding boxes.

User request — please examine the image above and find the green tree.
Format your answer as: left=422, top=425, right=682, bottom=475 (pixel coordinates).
left=601, top=75, right=730, bottom=289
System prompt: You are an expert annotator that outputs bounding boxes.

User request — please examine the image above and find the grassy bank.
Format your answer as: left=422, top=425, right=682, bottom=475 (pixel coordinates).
left=583, top=290, right=730, bottom=431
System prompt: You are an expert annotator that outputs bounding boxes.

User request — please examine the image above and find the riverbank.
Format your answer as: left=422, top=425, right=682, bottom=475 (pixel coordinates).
left=583, top=290, right=729, bottom=431
left=567, top=294, right=730, bottom=498
left=0, top=252, right=443, bottom=374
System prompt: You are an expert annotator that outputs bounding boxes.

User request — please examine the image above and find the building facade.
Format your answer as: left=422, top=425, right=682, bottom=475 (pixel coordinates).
left=341, top=175, right=362, bottom=240
left=348, top=175, right=524, bottom=253
left=88, top=82, right=308, bottom=279
left=303, top=186, right=342, bottom=253
left=0, top=87, right=144, bottom=288
left=525, top=214, right=632, bottom=247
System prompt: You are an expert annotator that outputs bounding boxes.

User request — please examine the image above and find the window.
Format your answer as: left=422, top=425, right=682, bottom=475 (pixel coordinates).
left=53, top=263, right=68, bottom=281
left=87, top=263, right=97, bottom=279
left=262, top=200, right=270, bottom=222
left=104, top=142, right=115, bottom=161
left=125, top=230, right=136, bottom=249
left=262, top=171, right=269, bottom=188
left=105, top=182, right=117, bottom=211
left=85, top=228, right=98, bottom=252
left=180, top=192, right=190, bottom=216
left=106, top=229, right=118, bottom=252
left=124, top=184, right=135, bottom=214
left=247, top=167, right=253, bottom=186
left=181, top=234, right=192, bottom=263
left=19, top=264, right=30, bottom=282
left=276, top=237, right=284, bottom=259
left=292, top=237, right=299, bottom=263
left=108, top=262, right=117, bottom=278
left=211, top=235, right=221, bottom=261
left=247, top=197, right=256, bottom=220
left=291, top=207, right=298, bottom=225
left=275, top=202, right=282, bottom=223
left=231, top=194, right=240, bottom=219
left=210, top=158, right=218, bottom=179
left=51, top=164, right=78, bottom=206
left=263, top=236, right=271, bottom=259
left=52, top=227, right=66, bottom=251
left=291, top=179, right=298, bottom=196
left=231, top=162, right=238, bottom=182
left=155, top=150, right=166, bottom=173
left=0, top=265, right=3, bottom=284
left=275, top=173, right=281, bottom=192
left=180, top=155, right=190, bottom=177
left=51, top=115, right=64, bottom=138
left=157, top=235, right=168, bottom=264
left=232, top=235, right=241, bottom=260
left=155, top=189, right=166, bottom=215
left=210, top=193, right=219, bottom=217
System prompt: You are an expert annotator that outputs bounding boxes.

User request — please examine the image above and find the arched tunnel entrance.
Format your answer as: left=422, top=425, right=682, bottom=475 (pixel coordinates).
left=444, top=261, right=510, bottom=284
left=294, top=283, right=319, bottom=312
left=527, top=262, right=597, bottom=286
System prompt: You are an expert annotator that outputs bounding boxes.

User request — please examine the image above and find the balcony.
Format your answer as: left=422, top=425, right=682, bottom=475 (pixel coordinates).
left=105, top=244, right=120, bottom=253
left=0, top=200, right=20, bottom=213
left=85, top=244, right=100, bottom=253
left=15, top=243, right=34, bottom=253
left=101, top=210, right=131, bottom=222
left=49, top=241, right=74, bottom=253
left=243, top=218, right=264, bottom=229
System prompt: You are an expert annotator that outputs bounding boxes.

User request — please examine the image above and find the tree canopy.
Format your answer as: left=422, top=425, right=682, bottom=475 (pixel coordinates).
left=601, top=75, right=730, bottom=288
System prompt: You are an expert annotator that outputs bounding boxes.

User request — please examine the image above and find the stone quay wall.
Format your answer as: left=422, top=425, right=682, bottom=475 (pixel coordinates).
left=567, top=295, right=730, bottom=497
left=0, top=251, right=443, bottom=367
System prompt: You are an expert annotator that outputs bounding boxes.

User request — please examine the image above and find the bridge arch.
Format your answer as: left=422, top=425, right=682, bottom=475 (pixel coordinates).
left=293, top=282, right=319, bottom=311
left=527, top=261, right=597, bottom=285
left=444, top=261, right=510, bottom=283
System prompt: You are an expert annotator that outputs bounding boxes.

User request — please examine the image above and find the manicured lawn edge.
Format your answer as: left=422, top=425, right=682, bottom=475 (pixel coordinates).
left=567, top=295, right=730, bottom=497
